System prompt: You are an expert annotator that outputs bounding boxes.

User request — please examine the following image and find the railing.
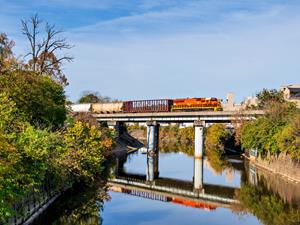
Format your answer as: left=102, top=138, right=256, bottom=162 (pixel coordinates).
left=6, top=180, right=59, bottom=225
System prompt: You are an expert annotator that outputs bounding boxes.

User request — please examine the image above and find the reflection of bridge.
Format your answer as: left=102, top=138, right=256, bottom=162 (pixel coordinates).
left=109, top=154, right=241, bottom=210
left=108, top=174, right=240, bottom=209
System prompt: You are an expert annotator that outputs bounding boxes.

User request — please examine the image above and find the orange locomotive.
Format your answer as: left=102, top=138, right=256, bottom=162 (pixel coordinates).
left=172, top=198, right=217, bottom=211
left=172, top=97, right=222, bottom=111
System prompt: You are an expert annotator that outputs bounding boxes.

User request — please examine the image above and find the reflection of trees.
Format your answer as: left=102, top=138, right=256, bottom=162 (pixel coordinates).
left=52, top=186, right=107, bottom=225
left=239, top=181, right=300, bottom=225
left=158, top=126, right=234, bottom=174
left=159, top=141, right=194, bottom=156
left=205, top=146, right=231, bottom=174
left=34, top=183, right=110, bottom=225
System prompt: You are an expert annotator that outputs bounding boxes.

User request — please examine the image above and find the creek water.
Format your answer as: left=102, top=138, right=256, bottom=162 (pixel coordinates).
left=34, top=150, right=300, bottom=225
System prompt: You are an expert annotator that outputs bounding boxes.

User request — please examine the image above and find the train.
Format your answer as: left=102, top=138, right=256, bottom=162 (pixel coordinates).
left=70, top=97, right=222, bottom=114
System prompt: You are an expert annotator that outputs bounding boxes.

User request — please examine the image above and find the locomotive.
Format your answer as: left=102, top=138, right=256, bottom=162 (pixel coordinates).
left=71, top=97, right=222, bottom=114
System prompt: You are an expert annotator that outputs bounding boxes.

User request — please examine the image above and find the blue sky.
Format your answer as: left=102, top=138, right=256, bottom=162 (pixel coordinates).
left=1, top=0, right=300, bottom=102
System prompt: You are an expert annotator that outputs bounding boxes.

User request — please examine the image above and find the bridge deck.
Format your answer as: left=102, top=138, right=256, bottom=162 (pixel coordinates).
left=93, top=110, right=264, bottom=122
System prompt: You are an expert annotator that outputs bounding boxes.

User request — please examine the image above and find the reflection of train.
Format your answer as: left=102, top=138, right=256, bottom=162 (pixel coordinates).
left=109, top=186, right=217, bottom=211
left=172, top=198, right=216, bottom=211
left=71, top=97, right=222, bottom=114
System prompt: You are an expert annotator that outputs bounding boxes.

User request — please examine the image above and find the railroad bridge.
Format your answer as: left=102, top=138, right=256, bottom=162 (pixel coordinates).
left=93, top=110, right=264, bottom=158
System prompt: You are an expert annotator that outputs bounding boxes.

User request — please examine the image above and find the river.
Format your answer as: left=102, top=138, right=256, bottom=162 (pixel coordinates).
left=33, top=150, right=300, bottom=225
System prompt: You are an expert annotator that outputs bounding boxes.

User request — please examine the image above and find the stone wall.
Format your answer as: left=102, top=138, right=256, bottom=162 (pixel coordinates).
left=246, top=152, right=300, bottom=183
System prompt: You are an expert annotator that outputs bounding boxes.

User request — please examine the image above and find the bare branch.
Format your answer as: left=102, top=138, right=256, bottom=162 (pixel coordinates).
left=21, top=14, right=43, bottom=71
left=21, top=14, right=73, bottom=84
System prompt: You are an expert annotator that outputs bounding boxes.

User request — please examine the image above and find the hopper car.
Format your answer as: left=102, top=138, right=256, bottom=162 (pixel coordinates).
left=92, top=102, right=123, bottom=113
left=70, top=97, right=222, bottom=113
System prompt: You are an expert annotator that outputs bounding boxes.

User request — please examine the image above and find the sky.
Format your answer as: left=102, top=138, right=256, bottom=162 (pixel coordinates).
left=1, top=0, right=300, bottom=102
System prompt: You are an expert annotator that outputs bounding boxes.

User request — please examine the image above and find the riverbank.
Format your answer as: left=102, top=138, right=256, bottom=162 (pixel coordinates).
left=244, top=153, right=300, bottom=184
left=18, top=136, right=137, bottom=225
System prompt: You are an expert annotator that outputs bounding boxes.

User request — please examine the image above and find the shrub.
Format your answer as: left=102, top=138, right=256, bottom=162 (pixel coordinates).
left=63, top=121, right=114, bottom=183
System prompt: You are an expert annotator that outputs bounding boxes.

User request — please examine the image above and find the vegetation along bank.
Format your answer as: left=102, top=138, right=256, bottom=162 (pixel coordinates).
left=0, top=16, right=115, bottom=224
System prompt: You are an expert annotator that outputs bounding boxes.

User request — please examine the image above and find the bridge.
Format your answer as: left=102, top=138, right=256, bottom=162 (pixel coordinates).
left=92, top=110, right=264, bottom=159
left=70, top=104, right=264, bottom=159
left=93, top=110, right=264, bottom=123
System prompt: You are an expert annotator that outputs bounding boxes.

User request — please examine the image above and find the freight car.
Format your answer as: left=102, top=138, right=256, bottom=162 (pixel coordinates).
left=92, top=102, right=123, bottom=113
left=123, top=99, right=173, bottom=113
left=70, top=103, right=92, bottom=112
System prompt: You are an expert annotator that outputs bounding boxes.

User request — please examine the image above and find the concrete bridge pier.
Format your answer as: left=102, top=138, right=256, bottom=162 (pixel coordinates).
left=194, top=120, right=205, bottom=159
left=146, top=121, right=159, bottom=153
left=107, top=121, right=125, bottom=138
left=193, top=157, right=204, bottom=190
left=146, top=153, right=159, bottom=182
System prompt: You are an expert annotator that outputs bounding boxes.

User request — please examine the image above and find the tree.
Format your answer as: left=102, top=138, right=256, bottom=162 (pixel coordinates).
left=0, top=71, right=67, bottom=128
left=256, top=88, right=285, bottom=109
left=277, top=114, right=300, bottom=159
left=78, top=91, right=116, bottom=103
left=21, top=14, right=73, bottom=85
left=0, top=33, right=18, bottom=73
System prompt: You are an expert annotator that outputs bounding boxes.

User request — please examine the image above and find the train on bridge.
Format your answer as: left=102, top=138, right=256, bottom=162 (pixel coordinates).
left=71, top=97, right=222, bottom=114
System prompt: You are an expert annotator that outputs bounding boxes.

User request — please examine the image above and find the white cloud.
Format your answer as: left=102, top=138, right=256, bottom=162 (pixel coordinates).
left=64, top=4, right=300, bottom=102
left=1, top=0, right=300, bottom=102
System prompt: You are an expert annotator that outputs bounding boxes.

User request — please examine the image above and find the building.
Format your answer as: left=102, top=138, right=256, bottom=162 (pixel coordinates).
left=222, top=92, right=243, bottom=111
left=280, top=84, right=300, bottom=108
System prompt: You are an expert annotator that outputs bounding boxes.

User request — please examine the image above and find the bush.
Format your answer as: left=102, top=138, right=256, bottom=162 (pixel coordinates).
left=63, top=121, right=114, bottom=183
left=0, top=94, right=114, bottom=222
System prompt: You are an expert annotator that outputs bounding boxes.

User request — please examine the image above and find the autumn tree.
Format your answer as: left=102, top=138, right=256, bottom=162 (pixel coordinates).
left=21, top=14, right=73, bottom=85
left=0, top=33, right=18, bottom=73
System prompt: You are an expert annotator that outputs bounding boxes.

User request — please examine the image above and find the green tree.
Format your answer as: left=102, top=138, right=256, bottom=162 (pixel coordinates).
left=0, top=71, right=66, bottom=128
left=240, top=100, right=299, bottom=156
left=256, top=88, right=285, bottom=109
left=277, top=114, right=300, bottom=159
left=78, top=91, right=117, bottom=103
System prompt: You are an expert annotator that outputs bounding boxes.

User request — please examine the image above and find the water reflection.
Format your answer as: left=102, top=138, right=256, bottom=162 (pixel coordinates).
left=32, top=183, right=109, bottom=225
left=239, top=160, right=300, bottom=225
left=35, top=150, right=300, bottom=225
